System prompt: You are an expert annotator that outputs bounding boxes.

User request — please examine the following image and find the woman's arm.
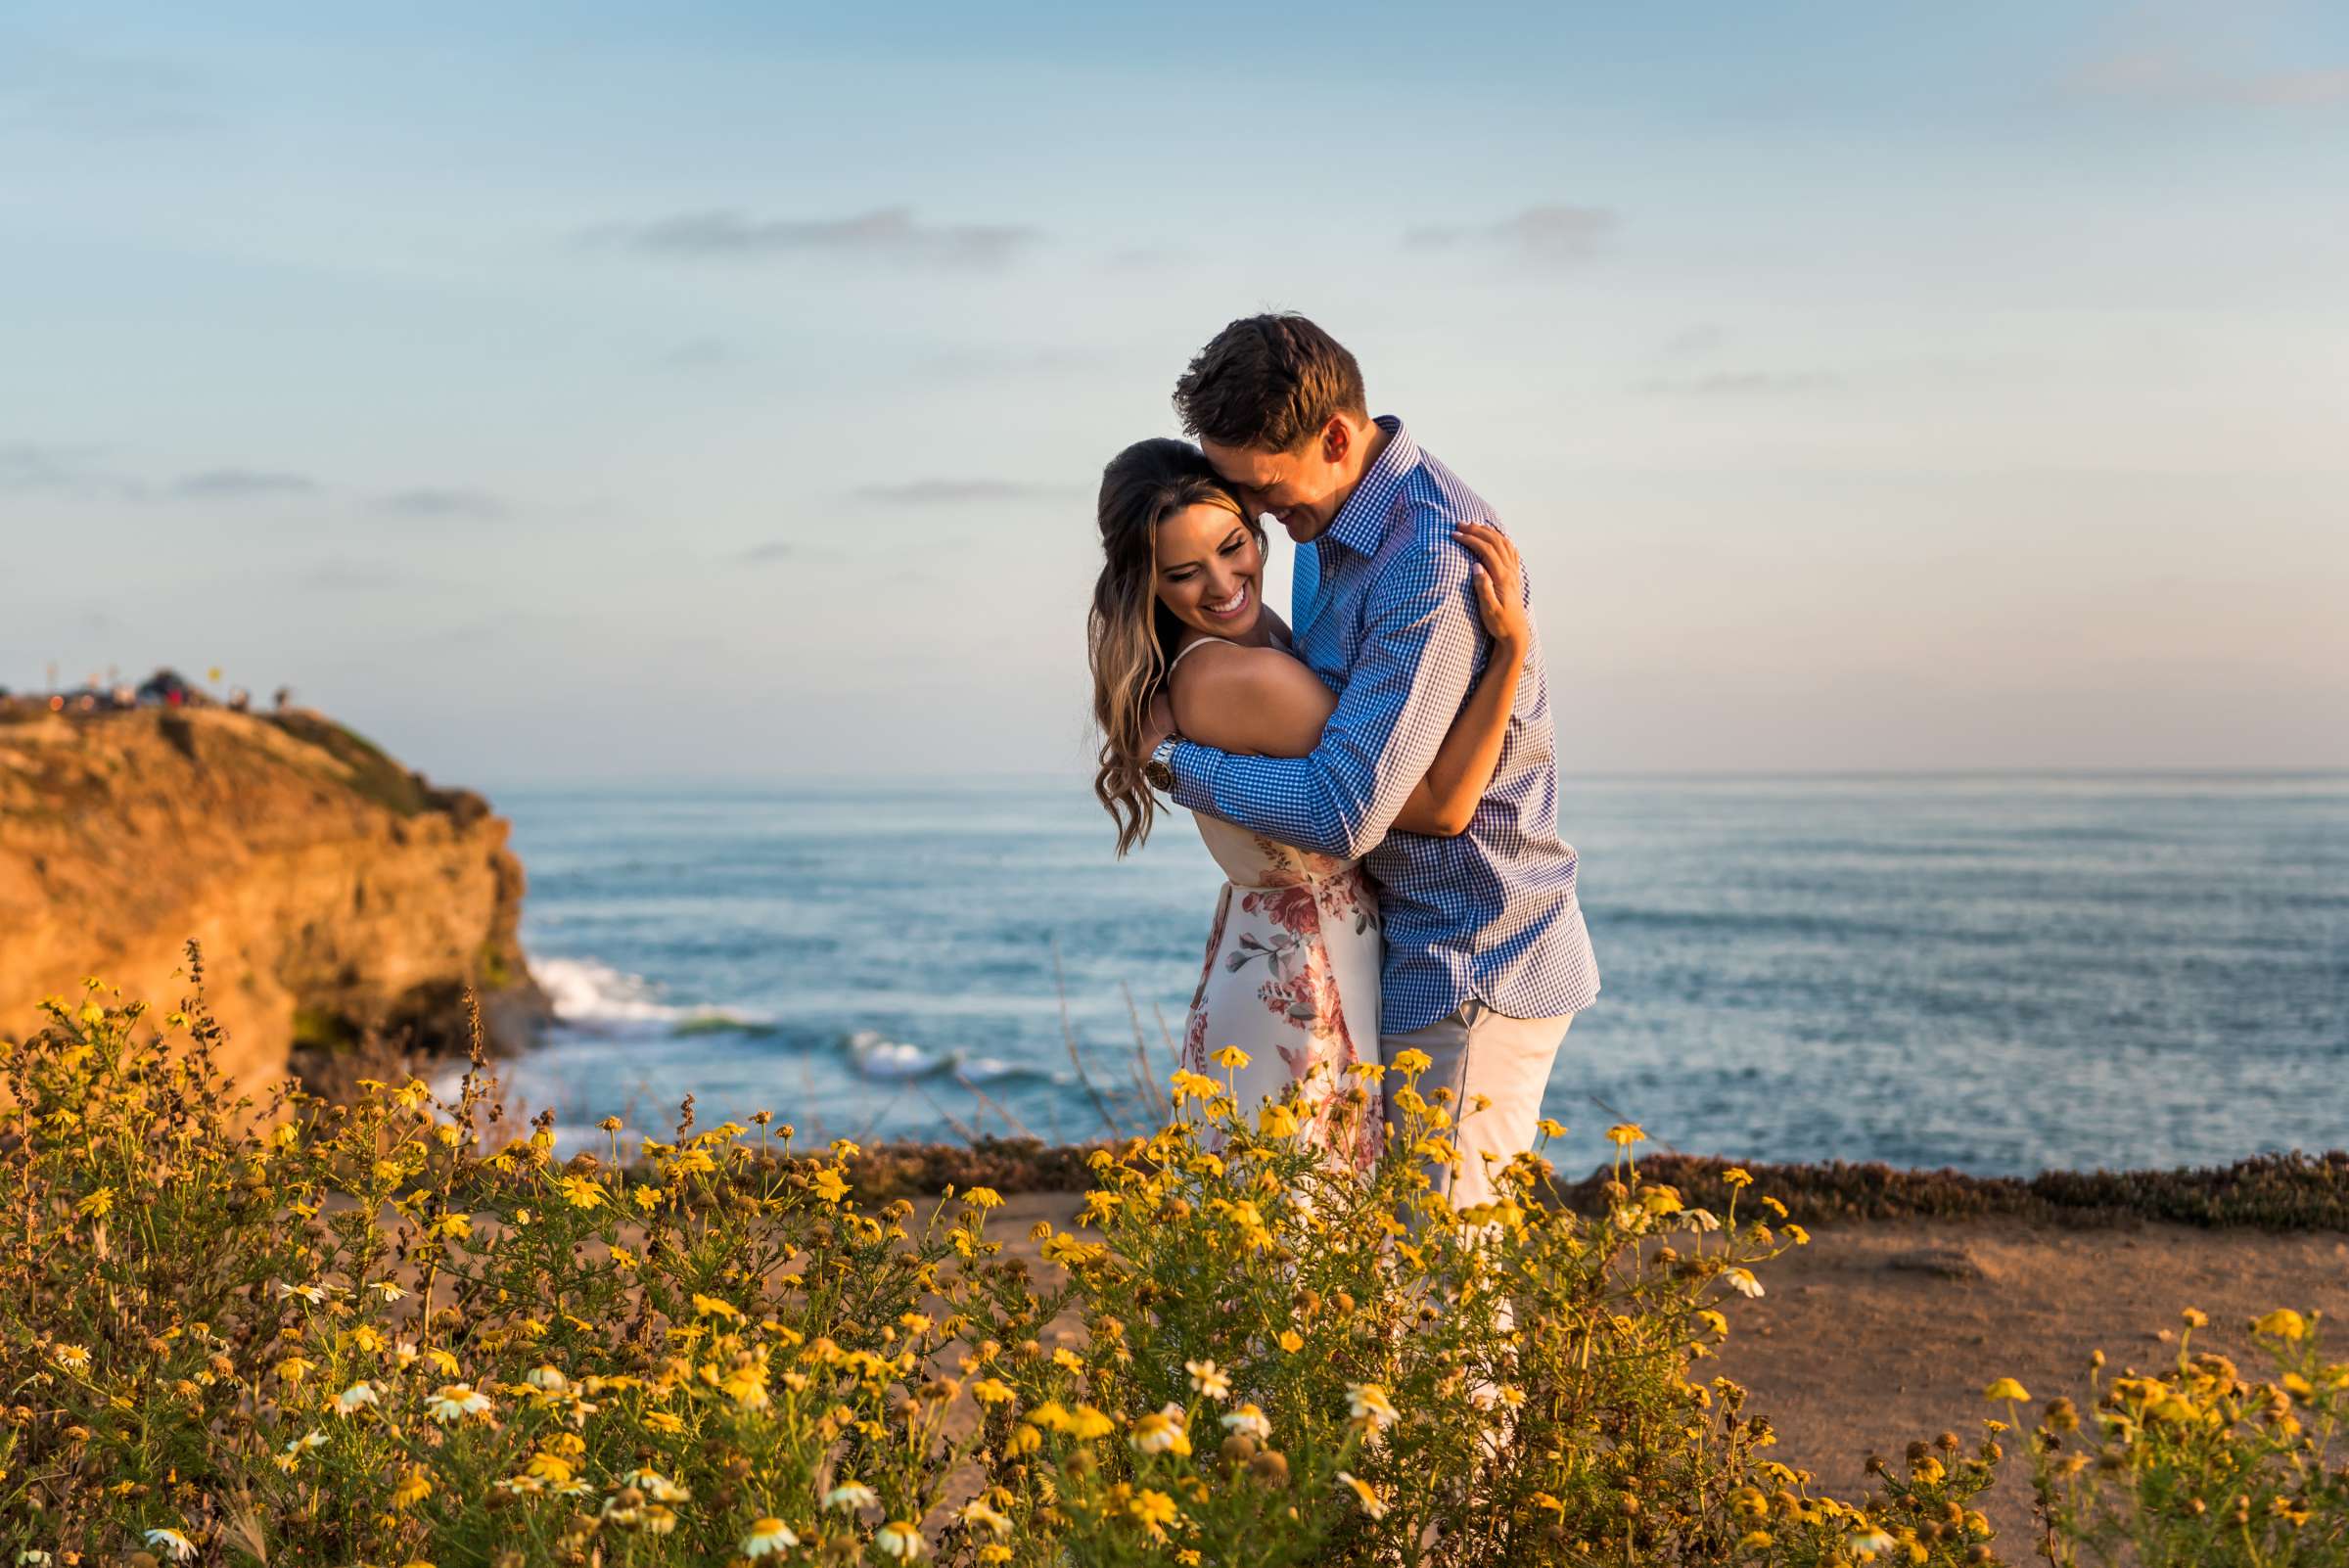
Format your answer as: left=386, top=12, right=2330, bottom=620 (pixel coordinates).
left=1389, top=524, right=1529, bottom=837
left=1166, top=524, right=1532, bottom=840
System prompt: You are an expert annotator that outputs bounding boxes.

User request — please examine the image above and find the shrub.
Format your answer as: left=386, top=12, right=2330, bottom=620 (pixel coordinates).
left=5, top=955, right=2306, bottom=1566
left=2027, top=1308, right=2349, bottom=1565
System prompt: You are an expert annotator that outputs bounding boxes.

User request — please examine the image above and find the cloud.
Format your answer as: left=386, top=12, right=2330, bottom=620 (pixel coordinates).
left=6, top=444, right=323, bottom=505
left=298, top=556, right=438, bottom=592
left=0, top=31, right=212, bottom=136
left=1659, top=323, right=1727, bottom=360
left=369, top=486, right=509, bottom=522
left=1406, top=205, right=1618, bottom=266
left=0, top=441, right=152, bottom=500
left=848, top=479, right=1065, bottom=506
left=1634, top=370, right=1843, bottom=397
left=0, top=441, right=103, bottom=492
left=167, top=468, right=320, bottom=500
left=2072, top=51, right=2349, bottom=108
left=586, top=207, right=1040, bottom=269
left=738, top=540, right=797, bottom=564
left=655, top=337, right=736, bottom=371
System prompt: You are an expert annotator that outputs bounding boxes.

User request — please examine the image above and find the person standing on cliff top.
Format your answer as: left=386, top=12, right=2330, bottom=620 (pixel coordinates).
left=1088, top=312, right=1599, bottom=1211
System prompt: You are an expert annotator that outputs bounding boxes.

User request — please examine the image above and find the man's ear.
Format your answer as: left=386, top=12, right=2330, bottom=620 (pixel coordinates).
left=1319, top=417, right=1351, bottom=465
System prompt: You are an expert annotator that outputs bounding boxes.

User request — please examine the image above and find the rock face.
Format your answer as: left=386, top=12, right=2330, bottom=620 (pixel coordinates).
left=0, top=705, right=545, bottom=1104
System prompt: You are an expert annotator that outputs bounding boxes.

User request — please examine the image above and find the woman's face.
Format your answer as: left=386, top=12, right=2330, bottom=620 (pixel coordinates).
left=1154, top=501, right=1264, bottom=637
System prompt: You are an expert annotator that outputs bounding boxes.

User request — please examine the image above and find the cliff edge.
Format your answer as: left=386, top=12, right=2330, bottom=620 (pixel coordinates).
left=0, top=705, right=544, bottom=1103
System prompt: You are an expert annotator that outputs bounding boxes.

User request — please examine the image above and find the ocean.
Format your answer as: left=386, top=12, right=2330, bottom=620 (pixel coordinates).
left=456, top=774, right=2349, bottom=1178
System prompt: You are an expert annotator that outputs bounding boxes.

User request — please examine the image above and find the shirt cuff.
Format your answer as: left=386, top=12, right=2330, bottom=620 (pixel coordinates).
left=1165, top=738, right=1220, bottom=815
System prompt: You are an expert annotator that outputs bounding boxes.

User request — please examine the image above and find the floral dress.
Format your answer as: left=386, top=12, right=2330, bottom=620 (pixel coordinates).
left=1178, top=810, right=1384, bottom=1172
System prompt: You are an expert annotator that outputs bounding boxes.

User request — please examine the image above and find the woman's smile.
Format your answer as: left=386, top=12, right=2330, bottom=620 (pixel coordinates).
left=1201, top=579, right=1253, bottom=622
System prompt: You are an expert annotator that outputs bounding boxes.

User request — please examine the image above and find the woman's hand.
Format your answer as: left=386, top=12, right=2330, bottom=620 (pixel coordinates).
left=1453, top=522, right=1529, bottom=655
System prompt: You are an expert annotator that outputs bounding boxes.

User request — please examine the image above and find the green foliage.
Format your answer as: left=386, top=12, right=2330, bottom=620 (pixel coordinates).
left=2029, top=1309, right=2349, bottom=1565
left=5, top=961, right=2340, bottom=1565
left=265, top=711, right=432, bottom=817
left=1602, top=1152, right=2349, bottom=1232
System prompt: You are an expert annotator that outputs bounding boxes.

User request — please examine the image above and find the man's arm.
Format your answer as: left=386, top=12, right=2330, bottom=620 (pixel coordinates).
left=1163, top=528, right=1482, bottom=860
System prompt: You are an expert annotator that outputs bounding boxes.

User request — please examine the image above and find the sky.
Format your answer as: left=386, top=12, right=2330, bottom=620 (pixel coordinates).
left=3, top=0, right=2345, bottom=786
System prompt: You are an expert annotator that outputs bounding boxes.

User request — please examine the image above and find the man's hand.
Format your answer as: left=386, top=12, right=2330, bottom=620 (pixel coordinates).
left=1140, top=690, right=1178, bottom=764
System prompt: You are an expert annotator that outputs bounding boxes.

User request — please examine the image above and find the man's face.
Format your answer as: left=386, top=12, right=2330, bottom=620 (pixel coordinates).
left=1201, top=421, right=1352, bottom=543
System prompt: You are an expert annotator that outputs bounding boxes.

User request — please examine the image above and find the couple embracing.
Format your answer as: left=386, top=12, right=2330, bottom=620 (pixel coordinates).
left=1087, top=313, right=1599, bottom=1211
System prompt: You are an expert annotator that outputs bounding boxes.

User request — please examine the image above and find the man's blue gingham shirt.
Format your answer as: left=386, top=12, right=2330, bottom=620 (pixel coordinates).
left=1167, top=416, right=1601, bottom=1034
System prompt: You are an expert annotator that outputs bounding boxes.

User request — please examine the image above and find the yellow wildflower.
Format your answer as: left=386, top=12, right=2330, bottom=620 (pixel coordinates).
left=1983, top=1378, right=2031, bottom=1403
left=2254, top=1309, right=2309, bottom=1342
left=1349, top=1382, right=1400, bottom=1432
left=1169, top=1069, right=1222, bottom=1103
left=1129, top=1488, right=1179, bottom=1538
left=525, top=1450, right=576, bottom=1485
left=962, top=1497, right=1014, bottom=1537
left=1130, top=1404, right=1192, bottom=1455
left=1336, top=1470, right=1388, bottom=1519
left=1258, top=1101, right=1303, bottom=1138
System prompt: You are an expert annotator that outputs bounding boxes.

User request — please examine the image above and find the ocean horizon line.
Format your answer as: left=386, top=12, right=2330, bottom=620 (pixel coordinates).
left=467, top=764, right=2349, bottom=795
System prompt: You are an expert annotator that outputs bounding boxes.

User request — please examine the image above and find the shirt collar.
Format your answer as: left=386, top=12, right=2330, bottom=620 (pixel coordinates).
left=1321, top=415, right=1414, bottom=558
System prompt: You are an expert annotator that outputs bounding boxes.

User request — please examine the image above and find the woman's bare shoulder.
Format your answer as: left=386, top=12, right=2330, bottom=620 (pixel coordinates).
left=1168, top=639, right=1305, bottom=693
left=1168, top=640, right=1333, bottom=750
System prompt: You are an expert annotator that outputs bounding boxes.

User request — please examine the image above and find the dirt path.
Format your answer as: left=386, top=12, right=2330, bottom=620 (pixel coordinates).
left=1706, top=1216, right=2349, bottom=1545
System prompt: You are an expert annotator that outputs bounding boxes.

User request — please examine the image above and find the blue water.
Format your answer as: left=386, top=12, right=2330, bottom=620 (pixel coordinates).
left=462, top=775, right=2349, bottom=1178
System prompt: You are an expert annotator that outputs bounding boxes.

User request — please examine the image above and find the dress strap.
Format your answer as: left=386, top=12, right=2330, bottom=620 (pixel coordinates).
left=1167, top=635, right=1239, bottom=674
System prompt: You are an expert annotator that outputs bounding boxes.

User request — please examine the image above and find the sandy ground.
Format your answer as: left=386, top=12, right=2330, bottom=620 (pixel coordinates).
left=1705, top=1215, right=2349, bottom=1545
left=989, top=1194, right=2349, bottom=1549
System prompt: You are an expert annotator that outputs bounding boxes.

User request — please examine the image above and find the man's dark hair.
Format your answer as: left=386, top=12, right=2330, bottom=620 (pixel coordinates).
left=1172, top=313, right=1368, bottom=452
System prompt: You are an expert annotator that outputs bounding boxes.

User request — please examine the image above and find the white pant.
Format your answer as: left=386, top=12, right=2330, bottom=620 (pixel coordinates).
left=1382, top=1001, right=1574, bottom=1212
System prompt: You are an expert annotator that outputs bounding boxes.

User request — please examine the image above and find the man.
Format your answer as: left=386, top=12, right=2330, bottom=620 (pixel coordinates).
left=1141, top=312, right=1599, bottom=1211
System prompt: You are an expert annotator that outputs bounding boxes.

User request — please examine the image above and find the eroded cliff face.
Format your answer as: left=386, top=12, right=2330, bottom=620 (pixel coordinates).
left=0, top=706, right=544, bottom=1104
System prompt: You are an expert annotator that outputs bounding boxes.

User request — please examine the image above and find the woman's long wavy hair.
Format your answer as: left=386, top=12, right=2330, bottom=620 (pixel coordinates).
left=1089, top=438, right=1259, bottom=855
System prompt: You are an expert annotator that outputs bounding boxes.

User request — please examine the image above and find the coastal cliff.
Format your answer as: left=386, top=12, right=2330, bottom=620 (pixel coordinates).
left=0, top=704, right=543, bottom=1103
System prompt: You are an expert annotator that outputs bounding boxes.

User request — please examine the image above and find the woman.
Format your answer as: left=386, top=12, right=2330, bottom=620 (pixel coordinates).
left=1087, top=438, right=1530, bottom=1169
